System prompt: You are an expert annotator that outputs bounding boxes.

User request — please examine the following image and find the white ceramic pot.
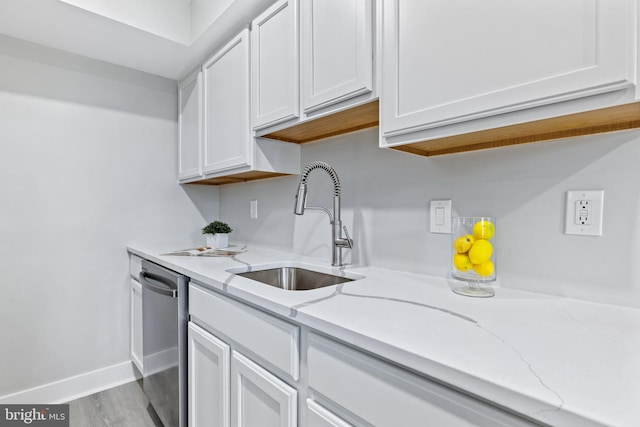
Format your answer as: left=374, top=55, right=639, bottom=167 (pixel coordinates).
left=206, top=233, right=229, bottom=249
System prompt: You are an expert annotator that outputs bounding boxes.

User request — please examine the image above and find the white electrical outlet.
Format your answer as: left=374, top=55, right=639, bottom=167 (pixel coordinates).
left=250, top=199, right=258, bottom=219
left=565, top=190, right=604, bottom=236
left=430, top=200, right=452, bottom=233
left=574, top=200, right=592, bottom=225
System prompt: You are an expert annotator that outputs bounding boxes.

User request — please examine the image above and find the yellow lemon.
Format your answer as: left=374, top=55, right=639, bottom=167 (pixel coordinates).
left=453, top=234, right=475, bottom=254
left=473, top=260, right=495, bottom=277
left=452, top=253, right=473, bottom=272
left=468, top=240, right=493, bottom=264
left=473, top=220, right=495, bottom=240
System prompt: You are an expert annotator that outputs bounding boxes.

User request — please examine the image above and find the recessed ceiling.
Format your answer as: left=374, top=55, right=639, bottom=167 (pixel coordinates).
left=0, top=0, right=274, bottom=79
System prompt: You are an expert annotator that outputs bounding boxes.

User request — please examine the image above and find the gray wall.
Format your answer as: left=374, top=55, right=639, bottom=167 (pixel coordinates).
left=220, top=126, right=640, bottom=308
left=0, top=36, right=218, bottom=398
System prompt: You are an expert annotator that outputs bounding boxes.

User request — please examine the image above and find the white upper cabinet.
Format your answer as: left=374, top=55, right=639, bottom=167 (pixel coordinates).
left=178, top=70, right=202, bottom=182
left=251, top=0, right=300, bottom=130
left=253, top=0, right=377, bottom=136
left=203, top=29, right=252, bottom=174
left=301, top=0, right=373, bottom=114
left=178, top=27, right=300, bottom=185
left=381, top=0, right=635, bottom=140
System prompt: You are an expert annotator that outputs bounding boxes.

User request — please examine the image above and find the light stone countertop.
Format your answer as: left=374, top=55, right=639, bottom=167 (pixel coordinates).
left=128, top=243, right=640, bottom=427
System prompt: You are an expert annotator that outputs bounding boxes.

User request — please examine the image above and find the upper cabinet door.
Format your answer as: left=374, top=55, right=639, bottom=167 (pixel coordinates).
left=251, top=0, right=300, bottom=130
left=301, top=0, right=373, bottom=113
left=178, top=70, right=202, bottom=181
left=382, top=0, right=634, bottom=136
left=203, top=29, right=252, bottom=174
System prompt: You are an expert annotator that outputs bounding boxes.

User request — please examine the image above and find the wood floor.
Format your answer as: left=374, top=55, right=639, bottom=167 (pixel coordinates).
left=67, top=380, right=164, bottom=427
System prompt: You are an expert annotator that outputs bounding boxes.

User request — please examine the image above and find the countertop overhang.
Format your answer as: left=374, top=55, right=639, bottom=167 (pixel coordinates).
left=128, top=243, right=640, bottom=427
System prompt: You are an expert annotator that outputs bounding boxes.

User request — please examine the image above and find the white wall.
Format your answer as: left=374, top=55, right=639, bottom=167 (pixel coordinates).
left=219, top=126, right=640, bottom=308
left=191, top=0, right=236, bottom=42
left=0, top=36, right=218, bottom=400
left=60, top=0, right=192, bottom=45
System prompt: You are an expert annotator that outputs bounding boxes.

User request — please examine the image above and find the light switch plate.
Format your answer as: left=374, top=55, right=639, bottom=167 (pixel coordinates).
left=565, top=190, right=604, bottom=236
left=430, top=200, right=452, bottom=233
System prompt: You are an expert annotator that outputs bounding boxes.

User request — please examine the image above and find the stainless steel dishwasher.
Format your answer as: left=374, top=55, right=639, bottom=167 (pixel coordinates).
left=139, top=259, right=188, bottom=427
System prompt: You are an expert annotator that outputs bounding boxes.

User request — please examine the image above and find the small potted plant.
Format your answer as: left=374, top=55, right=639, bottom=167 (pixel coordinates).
left=202, top=220, right=233, bottom=249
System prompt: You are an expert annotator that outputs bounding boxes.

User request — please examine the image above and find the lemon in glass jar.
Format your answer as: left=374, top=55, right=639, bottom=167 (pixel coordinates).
left=468, top=240, right=493, bottom=264
left=453, top=234, right=475, bottom=254
left=473, top=220, right=495, bottom=240
left=473, top=260, right=495, bottom=277
left=452, top=253, right=473, bottom=272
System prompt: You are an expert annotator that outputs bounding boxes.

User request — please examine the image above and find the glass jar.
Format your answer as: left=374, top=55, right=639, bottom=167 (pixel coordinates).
left=451, top=216, right=496, bottom=297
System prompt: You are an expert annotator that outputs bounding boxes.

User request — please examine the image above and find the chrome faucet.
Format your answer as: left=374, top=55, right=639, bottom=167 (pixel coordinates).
left=294, top=161, right=353, bottom=267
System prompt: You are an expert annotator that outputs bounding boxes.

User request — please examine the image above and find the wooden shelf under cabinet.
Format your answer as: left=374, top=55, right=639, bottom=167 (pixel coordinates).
left=390, top=101, right=640, bottom=157
left=262, top=99, right=640, bottom=155
left=263, top=100, right=380, bottom=143
left=186, top=171, right=292, bottom=186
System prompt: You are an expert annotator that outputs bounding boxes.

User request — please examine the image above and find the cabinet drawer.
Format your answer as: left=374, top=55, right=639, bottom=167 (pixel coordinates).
left=306, top=399, right=352, bottom=427
left=307, top=333, right=535, bottom=427
left=189, top=284, right=299, bottom=380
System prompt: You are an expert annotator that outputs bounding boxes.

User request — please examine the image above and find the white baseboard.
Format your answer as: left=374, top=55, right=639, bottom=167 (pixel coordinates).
left=143, top=347, right=178, bottom=377
left=0, top=360, right=141, bottom=404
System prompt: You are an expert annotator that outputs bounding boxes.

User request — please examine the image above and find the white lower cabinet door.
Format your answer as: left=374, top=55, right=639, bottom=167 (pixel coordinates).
left=305, top=400, right=351, bottom=427
left=231, top=351, right=297, bottom=427
left=188, top=322, right=231, bottom=427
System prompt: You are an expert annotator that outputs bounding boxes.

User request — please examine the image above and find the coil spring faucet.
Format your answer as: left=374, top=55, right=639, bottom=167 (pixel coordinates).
left=294, top=161, right=353, bottom=267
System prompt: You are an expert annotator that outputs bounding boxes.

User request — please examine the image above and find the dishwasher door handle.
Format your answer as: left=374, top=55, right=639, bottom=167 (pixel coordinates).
left=139, top=272, right=178, bottom=298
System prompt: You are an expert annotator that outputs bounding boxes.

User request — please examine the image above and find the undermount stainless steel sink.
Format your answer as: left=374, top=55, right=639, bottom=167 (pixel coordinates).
left=229, top=264, right=362, bottom=291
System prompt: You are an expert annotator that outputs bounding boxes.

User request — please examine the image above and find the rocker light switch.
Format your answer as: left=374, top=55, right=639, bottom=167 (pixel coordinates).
left=430, top=200, right=451, bottom=233
left=435, top=207, right=445, bottom=226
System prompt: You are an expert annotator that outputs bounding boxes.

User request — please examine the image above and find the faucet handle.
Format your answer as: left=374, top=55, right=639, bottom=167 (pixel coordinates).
left=341, top=225, right=353, bottom=249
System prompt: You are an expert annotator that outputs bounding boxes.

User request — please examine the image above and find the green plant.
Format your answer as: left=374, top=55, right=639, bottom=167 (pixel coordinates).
left=201, top=220, right=233, bottom=235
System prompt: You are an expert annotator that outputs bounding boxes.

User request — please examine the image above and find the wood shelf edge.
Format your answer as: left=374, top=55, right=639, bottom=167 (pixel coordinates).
left=263, top=100, right=380, bottom=144
left=184, top=171, right=293, bottom=186
left=389, top=101, right=640, bottom=157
